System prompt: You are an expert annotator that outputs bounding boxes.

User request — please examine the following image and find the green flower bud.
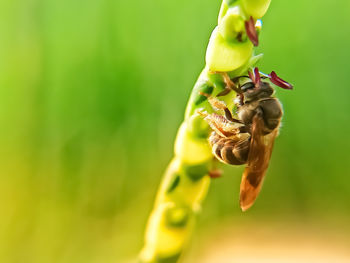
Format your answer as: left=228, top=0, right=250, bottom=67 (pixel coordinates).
left=229, top=53, right=264, bottom=77
left=206, top=27, right=253, bottom=72
left=183, top=162, right=210, bottom=181
left=187, top=114, right=210, bottom=139
left=218, top=7, right=245, bottom=41
left=241, top=0, right=271, bottom=19
left=174, top=123, right=212, bottom=164
left=218, top=1, right=229, bottom=24
left=166, top=206, right=190, bottom=228
left=194, top=84, right=213, bottom=106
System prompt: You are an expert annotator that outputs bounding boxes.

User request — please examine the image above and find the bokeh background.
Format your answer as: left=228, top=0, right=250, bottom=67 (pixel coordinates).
left=1, top=0, right=350, bottom=262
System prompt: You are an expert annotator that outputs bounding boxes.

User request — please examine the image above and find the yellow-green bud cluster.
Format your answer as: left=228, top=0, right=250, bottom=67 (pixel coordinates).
left=206, top=0, right=270, bottom=71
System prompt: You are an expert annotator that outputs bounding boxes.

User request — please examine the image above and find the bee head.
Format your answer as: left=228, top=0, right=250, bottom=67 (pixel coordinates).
left=241, top=81, right=274, bottom=101
left=240, top=67, right=274, bottom=102
left=239, top=67, right=293, bottom=102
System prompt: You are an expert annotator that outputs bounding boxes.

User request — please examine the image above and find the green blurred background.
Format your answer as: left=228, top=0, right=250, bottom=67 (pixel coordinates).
left=1, top=0, right=350, bottom=262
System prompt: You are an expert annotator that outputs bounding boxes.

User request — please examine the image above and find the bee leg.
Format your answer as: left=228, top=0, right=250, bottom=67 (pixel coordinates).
left=197, top=110, right=236, bottom=138
left=224, top=108, right=243, bottom=124
left=212, top=72, right=242, bottom=96
left=199, top=91, right=226, bottom=112
left=233, top=84, right=245, bottom=108
left=216, top=88, right=231, bottom=97
left=238, top=93, right=245, bottom=106
left=222, top=73, right=241, bottom=94
left=199, top=92, right=242, bottom=124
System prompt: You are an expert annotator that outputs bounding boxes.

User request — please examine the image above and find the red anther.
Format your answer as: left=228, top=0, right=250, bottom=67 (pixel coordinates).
left=248, top=67, right=261, bottom=88
left=245, top=16, right=259, bottom=46
left=269, top=71, right=293, bottom=90
left=209, top=170, right=222, bottom=179
left=254, top=67, right=261, bottom=86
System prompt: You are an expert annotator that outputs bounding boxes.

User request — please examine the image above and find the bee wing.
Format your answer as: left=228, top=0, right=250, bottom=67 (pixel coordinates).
left=240, top=114, right=278, bottom=211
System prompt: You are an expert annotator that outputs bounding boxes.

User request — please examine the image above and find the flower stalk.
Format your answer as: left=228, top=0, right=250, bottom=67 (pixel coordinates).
left=139, top=1, right=272, bottom=262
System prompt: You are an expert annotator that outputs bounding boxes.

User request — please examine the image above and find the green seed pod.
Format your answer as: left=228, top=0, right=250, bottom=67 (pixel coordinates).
left=228, top=53, right=264, bottom=77
left=206, top=27, right=253, bottom=72
left=241, top=0, right=271, bottom=19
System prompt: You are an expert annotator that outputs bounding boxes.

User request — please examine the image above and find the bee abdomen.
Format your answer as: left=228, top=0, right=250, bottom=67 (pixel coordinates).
left=264, top=118, right=280, bottom=132
left=209, top=132, right=249, bottom=165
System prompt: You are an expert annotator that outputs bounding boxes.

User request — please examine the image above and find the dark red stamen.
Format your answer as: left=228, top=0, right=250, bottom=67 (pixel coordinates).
left=248, top=67, right=261, bottom=88
left=245, top=16, right=259, bottom=46
left=254, top=67, right=261, bottom=87
left=269, top=71, right=293, bottom=90
left=209, top=170, right=222, bottom=179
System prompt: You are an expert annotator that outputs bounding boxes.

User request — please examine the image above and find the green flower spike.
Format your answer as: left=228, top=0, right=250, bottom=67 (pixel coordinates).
left=139, top=1, right=273, bottom=262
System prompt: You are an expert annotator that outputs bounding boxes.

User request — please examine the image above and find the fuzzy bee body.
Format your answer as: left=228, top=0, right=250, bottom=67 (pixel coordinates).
left=209, top=96, right=282, bottom=166
left=238, top=97, right=283, bottom=135
left=199, top=68, right=291, bottom=211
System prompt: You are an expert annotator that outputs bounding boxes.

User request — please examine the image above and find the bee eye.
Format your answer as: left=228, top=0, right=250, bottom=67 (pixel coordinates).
left=241, top=82, right=255, bottom=92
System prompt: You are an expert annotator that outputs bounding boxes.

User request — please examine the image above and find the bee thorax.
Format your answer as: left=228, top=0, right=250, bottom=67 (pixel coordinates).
left=238, top=98, right=282, bottom=134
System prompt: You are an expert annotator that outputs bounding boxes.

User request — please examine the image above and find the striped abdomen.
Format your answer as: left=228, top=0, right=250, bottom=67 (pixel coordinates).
left=209, top=132, right=250, bottom=165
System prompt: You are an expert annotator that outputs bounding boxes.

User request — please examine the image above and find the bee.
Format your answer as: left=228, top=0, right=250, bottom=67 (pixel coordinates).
left=198, top=68, right=292, bottom=211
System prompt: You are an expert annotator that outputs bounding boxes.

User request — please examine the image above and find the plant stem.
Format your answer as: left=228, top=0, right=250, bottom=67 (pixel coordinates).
left=139, top=1, right=271, bottom=262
